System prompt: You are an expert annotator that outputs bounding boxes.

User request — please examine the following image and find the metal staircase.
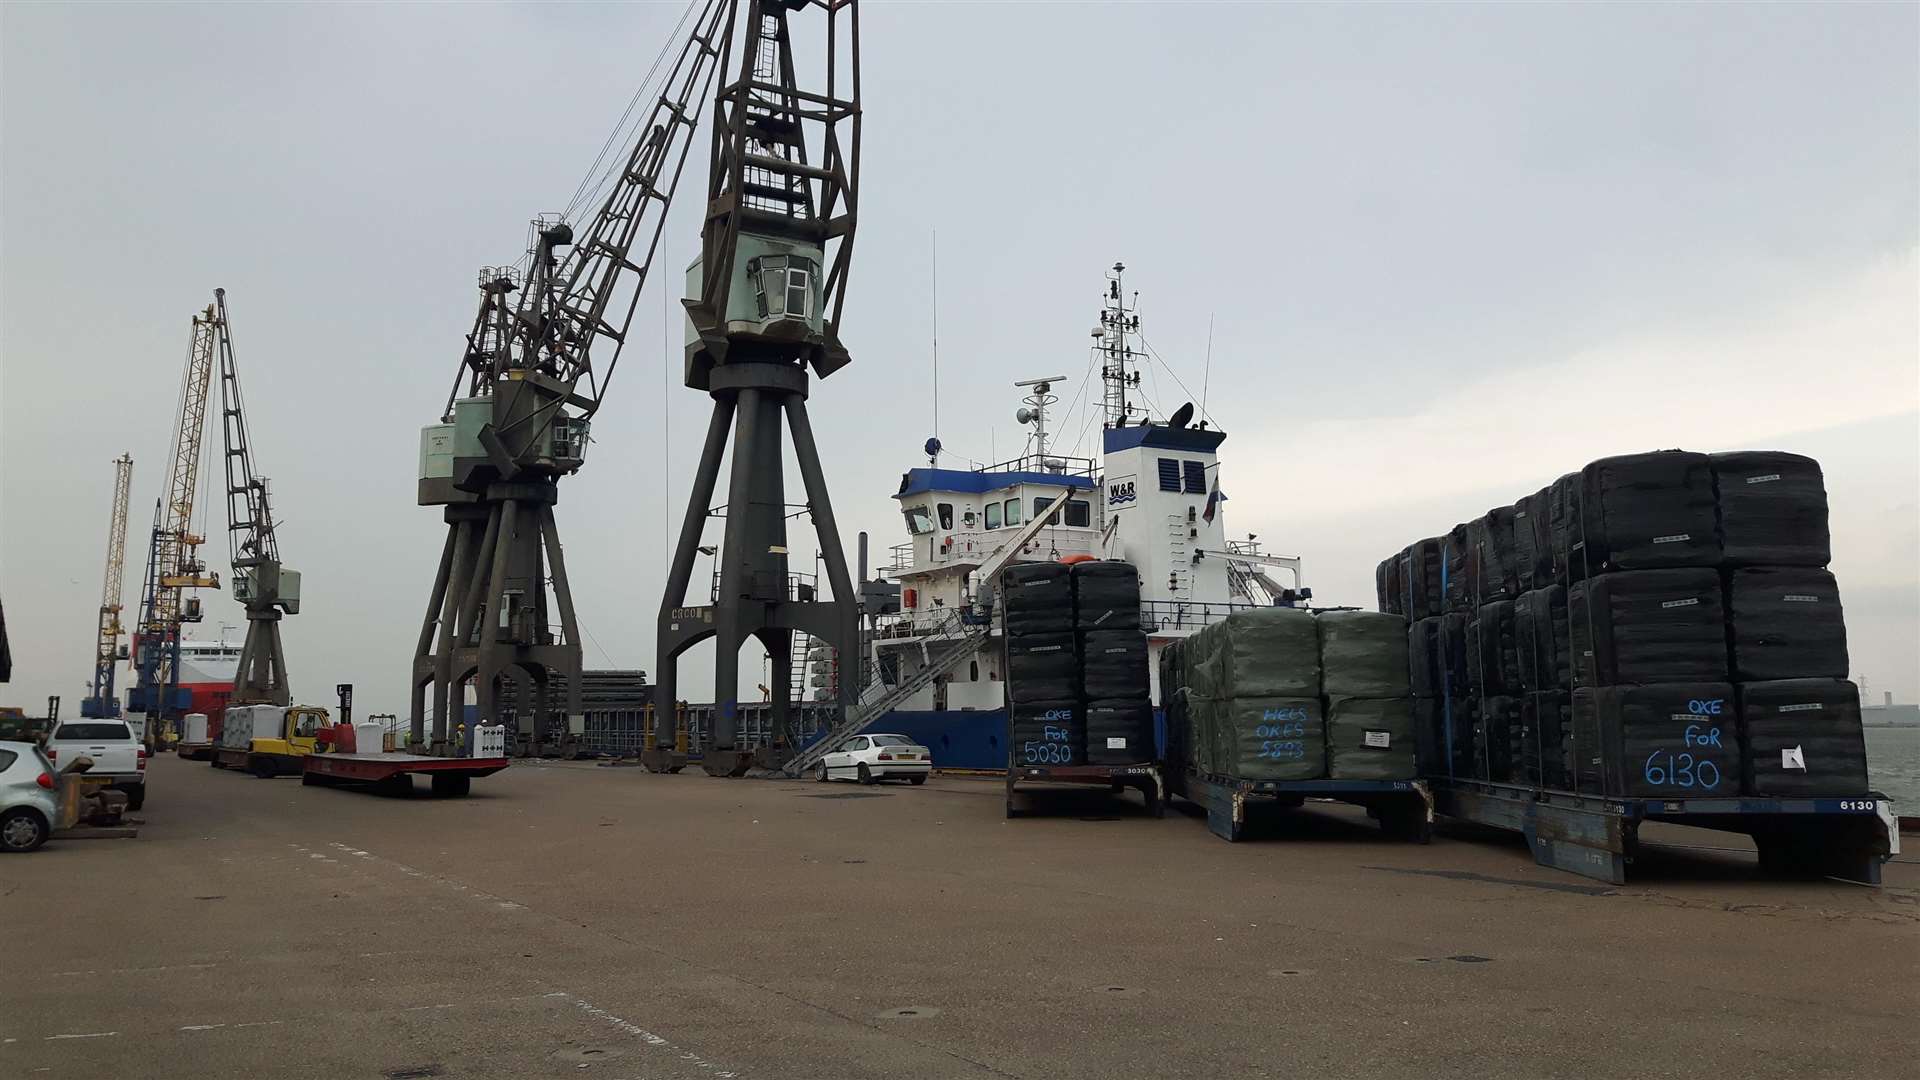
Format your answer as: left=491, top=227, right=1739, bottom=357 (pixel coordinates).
left=782, top=608, right=994, bottom=775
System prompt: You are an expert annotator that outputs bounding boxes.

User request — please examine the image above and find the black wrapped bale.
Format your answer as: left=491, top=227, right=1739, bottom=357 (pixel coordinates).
left=1407, top=614, right=1471, bottom=699
left=1443, top=522, right=1473, bottom=613
left=1467, top=507, right=1521, bottom=603
left=1318, top=610, right=1412, bottom=698
left=1515, top=585, right=1571, bottom=692
left=1547, top=472, right=1581, bottom=583
left=1470, top=600, right=1521, bottom=698
left=1739, top=678, right=1869, bottom=796
left=1005, top=634, right=1079, bottom=703
left=1080, top=629, right=1150, bottom=701
left=1570, top=452, right=1721, bottom=579
left=1406, top=538, right=1445, bottom=621
left=1223, top=697, right=1325, bottom=781
left=1408, top=616, right=1443, bottom=699
left=1414, top=697, right=1474, bottom=779
left=1085, top=698, right=1154, bottom=766
left=1513, top=486, right=1554, bottom=591
left=1071, top=560, right=1141, bottom=631
left=1711, top=451, right=1831, bottom=567
left=1574, top=683, right=1741, bottom=798
left=1011, top=700, right=1085, bottom=767
left=1474, top=695, right=1519, bottom=782
left=1327, top=697, right=1416, bottom=780
left=1201, top=608, right=1321, bottom=698
left=1569, top=569, right=1728, bottom=687
left=1521, top=690, right=1573, bottom=790
left=1002, top=563, right=1074, bottom=636
left=1727, top=567, right=1849, bottom=681
left=1375, top=558, right=1391, bottom=614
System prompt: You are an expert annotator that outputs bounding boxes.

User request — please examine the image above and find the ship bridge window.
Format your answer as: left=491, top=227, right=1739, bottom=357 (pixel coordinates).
left=1034, top=495, right=1056, bottom=523
left=1003, top=498, right=1022, bottom=526
left=1158, top=458, right=1181, bottom=492
left=984, top=502, right=1001, bottom=529
left=1064, top=499, right=1091, bottom=528
left=937, top=503, right=954, bottom=531
left=1183, top=460, right=1206, bottom=494
left=903, top=505, right=934, bottom=535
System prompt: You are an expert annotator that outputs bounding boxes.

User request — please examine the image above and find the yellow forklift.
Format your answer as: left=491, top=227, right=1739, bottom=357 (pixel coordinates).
left=211, top=704, right=330, bottom=778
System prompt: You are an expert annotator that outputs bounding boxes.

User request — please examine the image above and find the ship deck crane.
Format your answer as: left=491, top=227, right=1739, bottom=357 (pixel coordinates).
left=129, top=305, right=221, bottom=746
left=213, top=289, right=298, bottom=705
left=80, top=454, right=135, bottom=718
left=409, top=0, right=734, bottom=757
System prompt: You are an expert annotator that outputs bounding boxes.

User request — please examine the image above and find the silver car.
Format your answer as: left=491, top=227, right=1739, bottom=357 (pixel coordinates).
left=1, top=739, right=59, bottom=853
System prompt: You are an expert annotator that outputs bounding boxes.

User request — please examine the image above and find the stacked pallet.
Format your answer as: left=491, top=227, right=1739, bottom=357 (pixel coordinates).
left=1380, top=450, right=1868, bottom=798
left=1165, top=608, right=1415, bottom=782
left=1002, top=561, right=1154, bottom=767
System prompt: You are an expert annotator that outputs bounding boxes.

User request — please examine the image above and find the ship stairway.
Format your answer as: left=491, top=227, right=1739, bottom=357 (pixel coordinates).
left=781, top=608, right=993, bottom=776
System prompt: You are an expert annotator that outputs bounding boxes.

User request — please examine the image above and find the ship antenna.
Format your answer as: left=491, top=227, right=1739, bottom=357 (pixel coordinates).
left=1097, top=262, right=1143, bottom=428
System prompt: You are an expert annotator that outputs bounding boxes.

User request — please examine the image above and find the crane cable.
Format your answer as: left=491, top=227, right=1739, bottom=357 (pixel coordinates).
left=561, top=0, right=703, bottom=224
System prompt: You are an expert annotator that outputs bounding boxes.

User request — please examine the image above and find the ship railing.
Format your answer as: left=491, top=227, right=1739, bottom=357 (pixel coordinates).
left=978, top=452, right=1099, bottom=479
left=1140, top=598, right=1284, bottom=633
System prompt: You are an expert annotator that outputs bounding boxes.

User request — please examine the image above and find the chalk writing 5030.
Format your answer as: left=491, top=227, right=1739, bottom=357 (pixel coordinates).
left=1022, top=741, right=1076, bottom=765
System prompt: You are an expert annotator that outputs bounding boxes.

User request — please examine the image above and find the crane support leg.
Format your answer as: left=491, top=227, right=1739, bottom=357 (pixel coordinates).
left=647, top=398, right=734, bottom=774
left=657, top=364, right=859, bottom=778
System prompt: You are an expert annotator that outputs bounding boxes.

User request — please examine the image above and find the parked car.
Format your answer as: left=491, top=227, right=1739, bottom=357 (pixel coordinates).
left=1, top=739, right=59, bottom=853
left=44, top=719, right=146, bottom=810
left=814, top=733, right=933, bottom=785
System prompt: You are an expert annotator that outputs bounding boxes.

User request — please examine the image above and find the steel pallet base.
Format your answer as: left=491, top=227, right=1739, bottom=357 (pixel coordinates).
left=1174, top=773, right=1433, bottom=843
left=1005, top=763, right=1165, bottom=819
left=1431, top=779, right=1900, bottom=885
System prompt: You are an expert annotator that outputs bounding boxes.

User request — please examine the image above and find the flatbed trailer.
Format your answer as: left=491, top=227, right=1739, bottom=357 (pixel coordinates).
left=1431, top=778, right=1901, bottom=886
left=175, top=741, right=213, bottom=762
left=1005, top=762, right=1164, bottom=819
left=210, top=745, right=303, bottom=776
left=1171, top=771, right=1433, bottom=843
left=300, top=753, right=509, bottom=797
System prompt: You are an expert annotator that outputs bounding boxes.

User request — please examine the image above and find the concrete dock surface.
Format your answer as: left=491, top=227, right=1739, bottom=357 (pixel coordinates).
left=3, top=754, right=1915, bottom=1079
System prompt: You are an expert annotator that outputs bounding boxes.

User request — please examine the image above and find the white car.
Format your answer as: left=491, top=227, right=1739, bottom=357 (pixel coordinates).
left=814, top=733, right=932, bottom=785
left=1, top=739, right=59, bottom=853
left=44, top=719, right=147, bottom=810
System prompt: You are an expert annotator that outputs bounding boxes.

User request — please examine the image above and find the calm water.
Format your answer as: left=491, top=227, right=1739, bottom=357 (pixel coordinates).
left=1865, top=726, right=1919, bottom=809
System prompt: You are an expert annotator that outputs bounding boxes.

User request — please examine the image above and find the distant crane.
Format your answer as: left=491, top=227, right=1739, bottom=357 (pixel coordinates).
left=80, top=454, right=135, bottom=719
left=213, top=289, right=299, bottom=706
left=409, top=0, right=733, bottom=757
left=128, top=304, right=221, bottom=746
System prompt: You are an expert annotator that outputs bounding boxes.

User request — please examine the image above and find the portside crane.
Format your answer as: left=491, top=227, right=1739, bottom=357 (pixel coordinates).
left=213, top=288, right=298, bottom=705
left=80, top=454, right=135, bottom=718
left=653, top=0, right=864, bottom=776
left=128, top=305, right=221, bottom=747
left=409, top=0, right=733, bottom=757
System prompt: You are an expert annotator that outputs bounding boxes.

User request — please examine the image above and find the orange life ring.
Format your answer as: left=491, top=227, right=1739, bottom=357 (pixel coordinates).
left=1059, top=553, right=1097, bottom=565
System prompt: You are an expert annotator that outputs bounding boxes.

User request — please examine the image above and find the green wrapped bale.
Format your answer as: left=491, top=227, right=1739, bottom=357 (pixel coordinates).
left=1317, top=610, right=1412, bottom=698
left=1326, top=697, right=1416, bottom=780
left=1224, top=697, right=1326, bottom=781
left=1189, top=695, right=1219, bottom=776
left=1212, top=608, right=1321, bottom=699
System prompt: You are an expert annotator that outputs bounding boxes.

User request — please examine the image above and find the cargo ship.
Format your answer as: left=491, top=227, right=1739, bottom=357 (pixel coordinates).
left=125, top=629, right=242, bottom=744
left=854, top=265, right=1310, bottom=768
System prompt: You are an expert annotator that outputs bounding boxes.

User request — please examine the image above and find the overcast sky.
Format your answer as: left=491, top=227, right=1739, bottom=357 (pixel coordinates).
left=3, top=1, right=1916, bottom=714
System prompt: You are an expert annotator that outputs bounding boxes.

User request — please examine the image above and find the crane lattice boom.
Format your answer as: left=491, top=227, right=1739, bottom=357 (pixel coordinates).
left=81, top=454, right=134, bottom=718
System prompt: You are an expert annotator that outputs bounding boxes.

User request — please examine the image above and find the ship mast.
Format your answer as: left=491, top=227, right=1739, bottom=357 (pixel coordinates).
left=1097, top=261, right=1144, bottom=428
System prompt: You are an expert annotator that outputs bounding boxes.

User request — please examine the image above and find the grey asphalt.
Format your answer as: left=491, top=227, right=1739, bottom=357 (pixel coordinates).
left=3, top=754, right=1915, bottom=1079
